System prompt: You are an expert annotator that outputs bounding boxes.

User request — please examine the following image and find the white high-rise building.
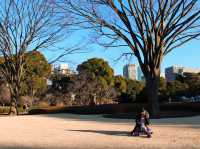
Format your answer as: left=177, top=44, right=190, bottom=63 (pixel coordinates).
left=123, top=64, right=137, bottom=80
left=165, top=65, right=200, bottom=82
left=123, top=64, right=167, bottom=81
left=123, top=64, right=145, bottom=81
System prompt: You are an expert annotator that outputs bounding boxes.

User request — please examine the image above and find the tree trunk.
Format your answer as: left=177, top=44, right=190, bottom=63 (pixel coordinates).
left=145, top=70, right=160, bottom=117
left=8, top=85, right=20, bottom=115
left=8, top=98, right=19, bottom=116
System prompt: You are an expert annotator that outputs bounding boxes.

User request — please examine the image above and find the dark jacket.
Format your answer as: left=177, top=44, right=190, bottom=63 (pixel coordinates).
left=135, top=114, right=150, bottom=126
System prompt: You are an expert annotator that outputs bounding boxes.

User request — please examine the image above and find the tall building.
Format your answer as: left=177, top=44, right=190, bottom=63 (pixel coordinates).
left=137, top=66, right=144, bottom=81
left=57, top=64, right=69, bottom=74
left=165, top=66, right=200, bottom=82
left=160, top=72, right=166, bottom=78
left=123, top=64, right=137, bottom=80
left=52, top=63, right=75, bottom=75
left=123, top=64, right=145, bottom=81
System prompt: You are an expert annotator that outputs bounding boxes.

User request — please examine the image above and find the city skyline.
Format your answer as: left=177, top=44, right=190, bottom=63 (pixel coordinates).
left=43, top=30, right=200, bottom=76
left=48, top=55, right=200, bottom=78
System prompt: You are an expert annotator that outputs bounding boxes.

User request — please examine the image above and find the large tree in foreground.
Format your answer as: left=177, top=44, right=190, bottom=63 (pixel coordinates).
left=61, top=0, right=200, bottom=116
left=0, top=0, right=75, bottom=115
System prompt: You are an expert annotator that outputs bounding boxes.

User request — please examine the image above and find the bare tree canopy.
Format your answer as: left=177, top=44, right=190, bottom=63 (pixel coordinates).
left=0, top=0, right=76, bottom=115
left=60, top=0, right=200, bottom=115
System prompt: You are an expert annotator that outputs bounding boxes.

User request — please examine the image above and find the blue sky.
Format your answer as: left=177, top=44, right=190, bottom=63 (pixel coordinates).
left=44, top=30, right=200, bottom=76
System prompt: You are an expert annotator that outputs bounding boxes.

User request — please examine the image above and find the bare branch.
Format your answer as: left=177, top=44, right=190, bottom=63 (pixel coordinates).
left=0, top=0, right=79, bottom=111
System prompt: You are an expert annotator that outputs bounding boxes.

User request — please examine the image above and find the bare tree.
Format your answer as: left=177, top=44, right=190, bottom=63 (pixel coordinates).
left=0, top=0, right=78, bottom=115
left=60, top=0, right=200, bottom=116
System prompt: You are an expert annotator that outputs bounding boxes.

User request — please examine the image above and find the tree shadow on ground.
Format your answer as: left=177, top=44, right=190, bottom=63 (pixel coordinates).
left=67, top=129, right=149, bottom=138
left=67, top=130, right=150, bottom=138
left=68, top=129, right=130, bottom=136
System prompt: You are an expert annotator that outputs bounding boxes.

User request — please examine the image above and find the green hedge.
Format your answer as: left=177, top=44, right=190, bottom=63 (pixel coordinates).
left=28, top=103, right=200, bottom=115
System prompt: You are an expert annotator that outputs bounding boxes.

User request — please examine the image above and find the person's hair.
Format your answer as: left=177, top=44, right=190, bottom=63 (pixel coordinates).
left=143, top=109, right=149, bottom=118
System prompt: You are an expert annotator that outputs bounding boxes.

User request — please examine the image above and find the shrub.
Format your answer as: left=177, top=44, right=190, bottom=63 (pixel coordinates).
left=37, top=101, right=50, bottom=108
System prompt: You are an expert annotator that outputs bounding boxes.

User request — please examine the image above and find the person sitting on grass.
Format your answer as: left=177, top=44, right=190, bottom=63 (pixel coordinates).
left=131, top=108, right=152, bottom=138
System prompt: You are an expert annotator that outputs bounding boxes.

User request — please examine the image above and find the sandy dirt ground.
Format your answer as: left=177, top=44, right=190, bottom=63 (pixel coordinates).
left=0, top=114, right=200, bottom=149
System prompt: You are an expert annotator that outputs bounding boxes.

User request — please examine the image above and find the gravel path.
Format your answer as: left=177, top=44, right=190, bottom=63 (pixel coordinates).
left=0, top=114, right=200, bottom=149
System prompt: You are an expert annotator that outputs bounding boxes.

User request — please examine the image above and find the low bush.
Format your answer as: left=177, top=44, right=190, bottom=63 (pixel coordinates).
left=0, top=106, right=26, bottom=114
left=36, top=101, right=50, bottom=108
